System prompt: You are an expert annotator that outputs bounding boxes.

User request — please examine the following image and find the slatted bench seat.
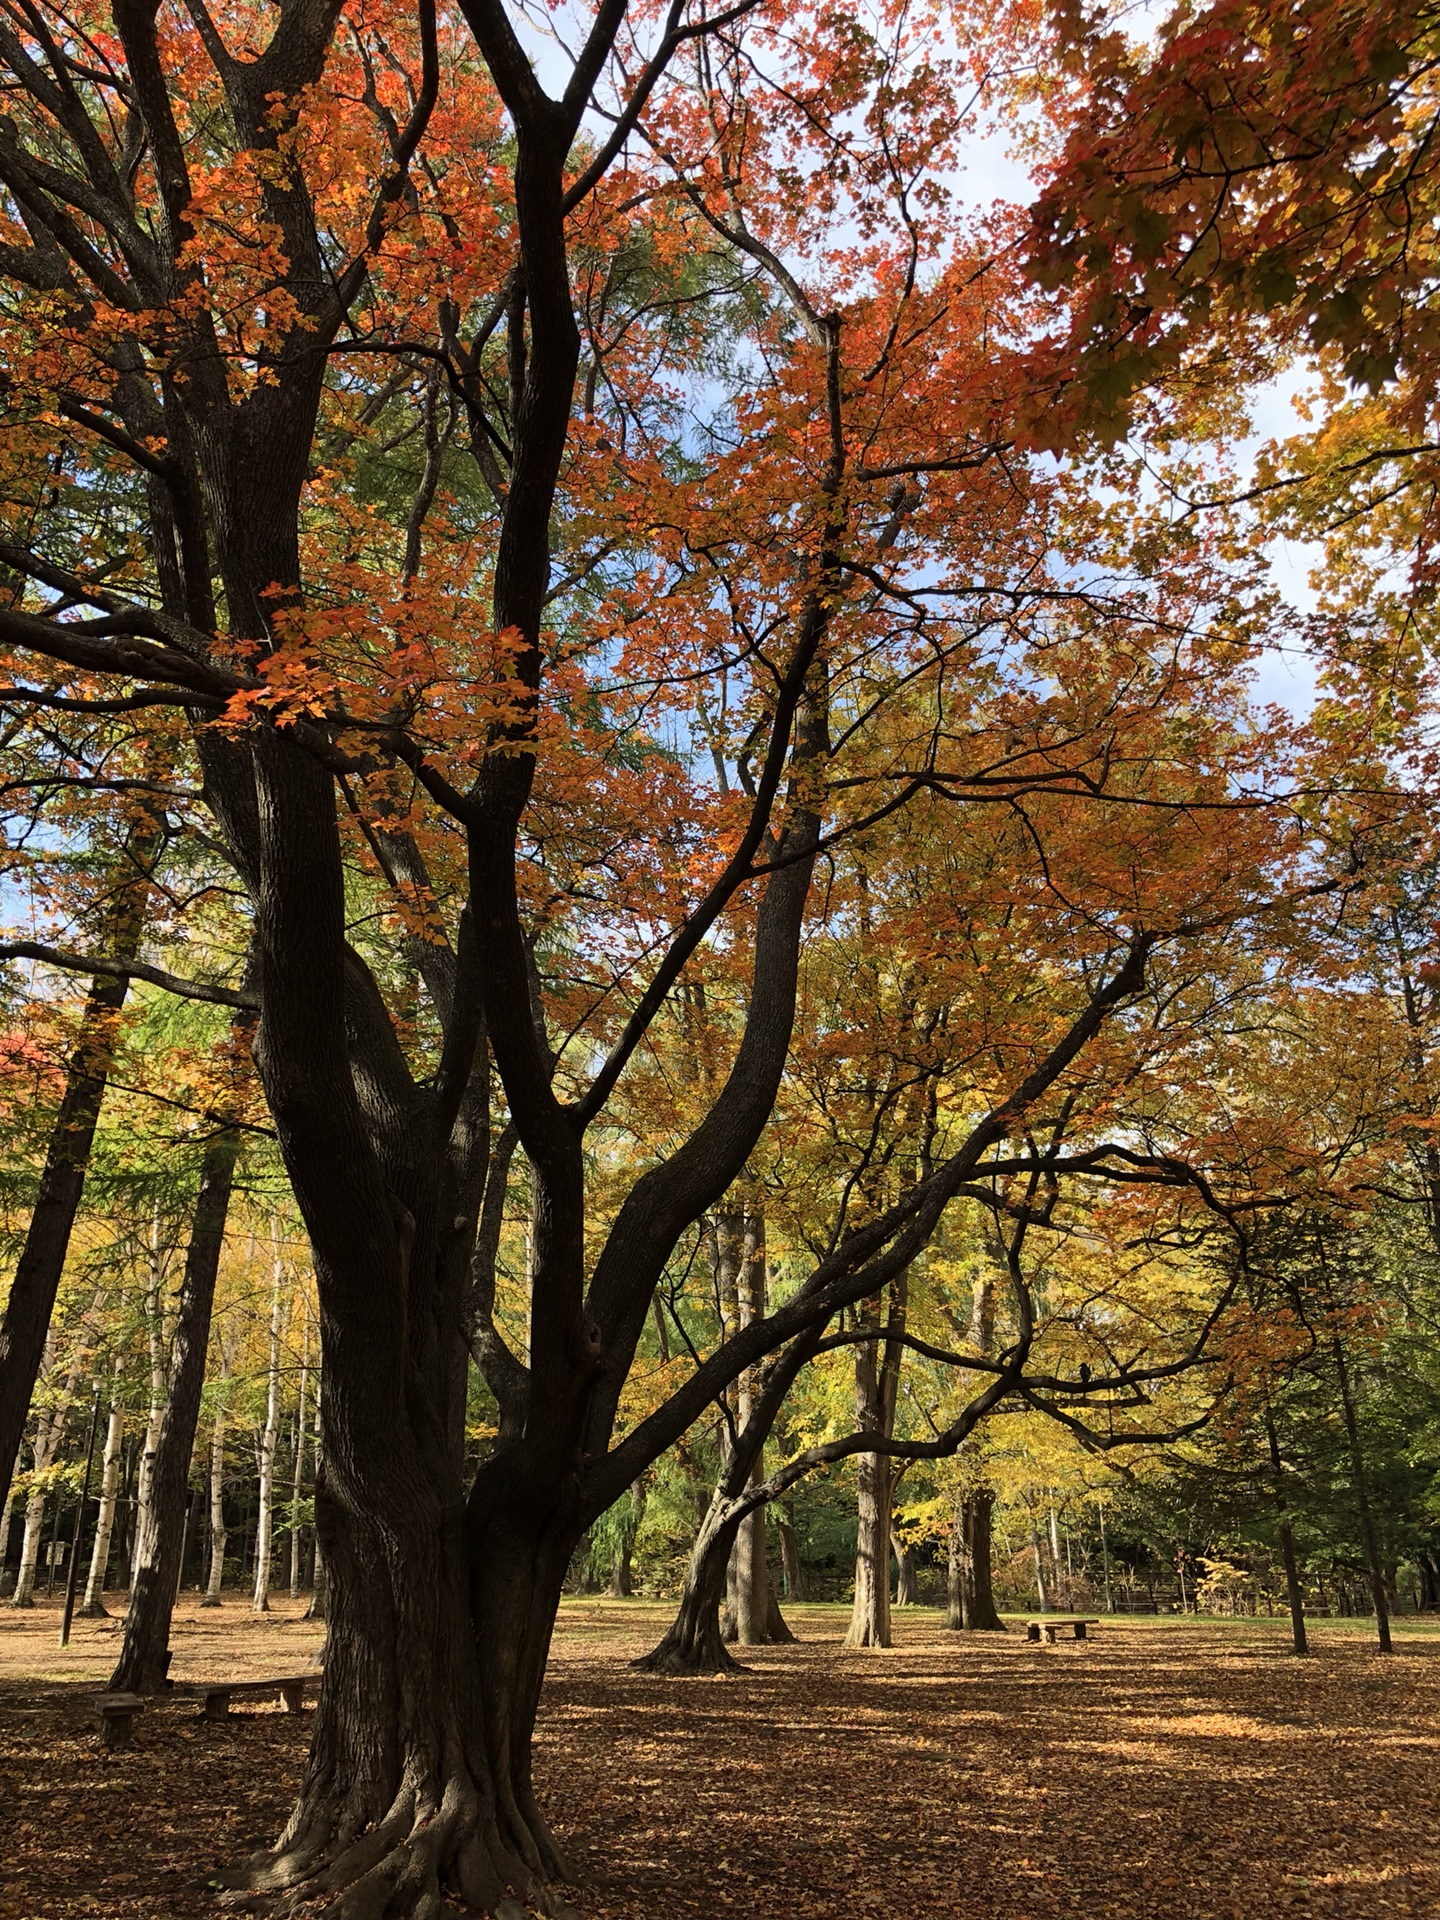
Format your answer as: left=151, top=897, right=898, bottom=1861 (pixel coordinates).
left=171, top=1671, right=321, bottom=1721
left=93, top=1692, right=146, bottom=1749
left=1025, top=1615, right=1099, bottom=1644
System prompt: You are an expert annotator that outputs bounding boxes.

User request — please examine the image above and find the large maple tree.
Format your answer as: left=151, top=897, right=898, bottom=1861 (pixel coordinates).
left=0, top=0, right=1386, bottom=1910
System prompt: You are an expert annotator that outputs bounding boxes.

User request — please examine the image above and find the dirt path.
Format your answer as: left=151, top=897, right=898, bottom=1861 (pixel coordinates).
left=1, top=1596, right=1437, bottom=1917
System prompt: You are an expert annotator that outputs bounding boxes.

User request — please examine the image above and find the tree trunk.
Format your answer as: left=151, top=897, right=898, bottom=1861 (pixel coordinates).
left=203, top=1367, right=230, bottom=1607
left=894, top=1543, right=918, bottom=1606
left=606, top=1536, right=632, bottom=1597
left=734, top=1212, right=797, bottom=1648
left=1264, top=1403, right=1307, bottom=1655
left=79, top=1387, right=125, bottom=1616
left=723, top=1444, right=764, bottom=1642
left=1049, top=1502, right=1064, bottom=1603
left=846, top=1442, right=892, bottom=1648
left=633, top=1488, right=746, bottom=1674
left=1331, top=1330, right=1391, bottom=1653
left=305, top=1542, right=327, bottom=1621
left=252, top=1240, right=285, bottom=1614
left=639, top=1297, right=820, bottom=1675
left=289, top=1298, right=311, bottom=1597
left=131, top=1218, right=169, bottom=1586
left=1031, top=1520, right=1052, bottom=1612
left=226, top=1427, right=580, bottom=1912
left=777, top=1513, right=805, bottom=1600
left=10, top=1332, right=87, bottom=1609
left=844, top=1274, right=906, bottom=1651
left=0, top=1474, right=15, bottom=1597
left=945, top=1268, right=1005, bottom=1631
left=10, top=1473, right=49, bottom=1608
left=112, top=1128, right=240, bottom=1693
left=0, top=854, right=152, bottom=1519
left=724, top=1209, right=780, bottom=1645
left=947, top=1483, right=1004, bottom=1629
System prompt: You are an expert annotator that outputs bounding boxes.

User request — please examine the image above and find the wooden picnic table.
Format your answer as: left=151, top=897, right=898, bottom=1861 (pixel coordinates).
left=1025, top=1615, right=1098, bottom=1644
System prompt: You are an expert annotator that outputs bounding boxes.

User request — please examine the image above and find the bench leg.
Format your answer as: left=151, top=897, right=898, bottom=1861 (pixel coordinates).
left=100, top=1713, right=134, bottom=1750
left=279, top=1683, right=304, bottom=1714
left=1027, top=1623, right=1040, bottom=1642
left=203, top=1692, right=232, bottom=1722
left=1043, top=1626, right=1058, bottom=1644
left=1074, top=1622, right=1087, bottom=1639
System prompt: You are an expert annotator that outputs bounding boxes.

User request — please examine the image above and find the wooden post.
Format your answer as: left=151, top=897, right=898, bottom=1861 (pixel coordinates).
left=59, top=1386, right=102, bottom=1648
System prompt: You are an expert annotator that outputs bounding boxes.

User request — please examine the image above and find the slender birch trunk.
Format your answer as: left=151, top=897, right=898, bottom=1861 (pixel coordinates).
left=1049, top=1502, right=1063, bottom=1602
left=304, top=1374, right=325, bottom=1618
left=252, top=1240, right=285, bottom=1614
left=1031, top=1518, right=1052, bottom=1612
left=204, top=1329, right=237, bottom=1608
left=10, top=1448, right=53, bottom=1608
left=79, top=1382, right=125, bottom=1615
left=11, top=1319, right=92, bottom=1608
left=130, top=1216, right=169, bottom=1586
left=0, top=1474, right=15, bottom=1597
left=288, top=1297, right=310, bottom=1597
left=14, top=1407, right=68, bottom=1601
left=204, top=1409, right=228, bottom=1606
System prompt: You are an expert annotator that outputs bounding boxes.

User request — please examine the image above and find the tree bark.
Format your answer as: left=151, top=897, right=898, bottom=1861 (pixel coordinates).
left=634, top=1488, right=747, bottom=1674
left=638, top=1315, right=820, bottom=1675
left=894, top=1543, right=918, bottom=1606
left=79, top=1385, right=125, bottom=1616
left=947, top=1484, right=1004, bottom=1629
left=305, top=1542, right=327, bottom=1621
left=1031, top=1519, right=1052, bottom=1612
left=111, top=1127, right=241, bottom=1693
left=777, top=1512, right=806, bottom=1600
left=131, top=1216, right=169, bottom=1586
left=252, top=1239, right=285, bottom=1614
left=203, top=1353, right=231, bottom=1607
left=10, top=1330, right=87, bottom=1608
left=844, top=1275, right=906, bottom=1650
left=1264, top=1402, right=1308, bottom=1655
left=10, top=1466, right=49, bottom=1608
left=0, top=851, right=152, bottom=1520
left=720, top=1208, right=793, bottom=1646
left=289, top=1298, right=311, bottom=1597
left=946, top=1267, right=1005, bottom=1631
left=1330, top=1330, right=1391, bottom=1653
left=0, top=1473, right=15, bottom=1597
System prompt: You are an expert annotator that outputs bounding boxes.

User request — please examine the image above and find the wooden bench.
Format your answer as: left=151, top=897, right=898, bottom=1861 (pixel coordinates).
left=93, top=1692, right=146, bottom=1749
left=171, top=1672, right=321, bottom=1721
left=1026, top=1615, right=1098, bottom=1644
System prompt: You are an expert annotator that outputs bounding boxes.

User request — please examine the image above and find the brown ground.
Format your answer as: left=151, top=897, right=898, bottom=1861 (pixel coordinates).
left=1, top=1594, right=1437, bottom=1919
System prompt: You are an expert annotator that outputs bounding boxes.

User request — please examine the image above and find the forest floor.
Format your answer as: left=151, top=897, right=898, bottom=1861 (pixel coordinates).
left=0, top=1595, right=1437, bottom=1919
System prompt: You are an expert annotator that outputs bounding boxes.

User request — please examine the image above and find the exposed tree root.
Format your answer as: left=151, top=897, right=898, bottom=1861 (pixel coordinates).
left=214, top=1764, right=555, bottom=1919
left=631, top=1622, right=744, bottom=1676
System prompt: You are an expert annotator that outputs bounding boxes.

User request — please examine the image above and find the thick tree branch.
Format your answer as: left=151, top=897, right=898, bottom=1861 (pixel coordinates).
left=0, top=939, right=256, bottom=1009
